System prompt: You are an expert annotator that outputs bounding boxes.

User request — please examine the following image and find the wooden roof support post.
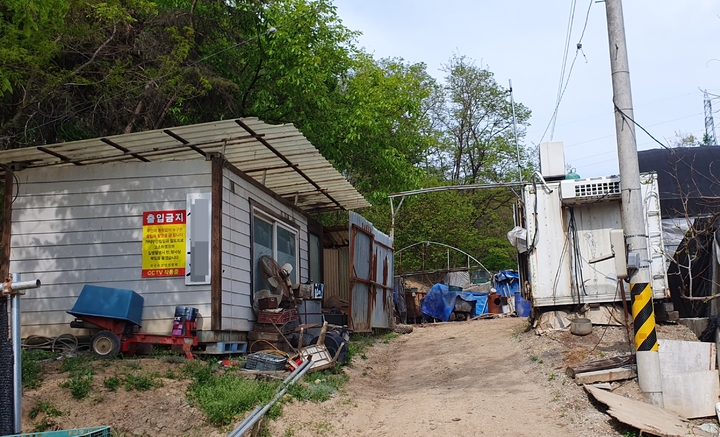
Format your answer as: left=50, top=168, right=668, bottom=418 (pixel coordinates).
left=0, top=170, right=14, bottom=435
left=211, top=154, right=223, bottom=331
left=0, top=170, right=12, bottom=280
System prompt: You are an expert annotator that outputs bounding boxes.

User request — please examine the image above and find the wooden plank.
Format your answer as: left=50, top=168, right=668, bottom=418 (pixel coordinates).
left=585, top=385, right=714, bottom=437
left=12, top=228, right=142, bottom=247
left=17, top=174, right=210, bottom=198
left=18, top=160, right=211, bottom=184
left=22, top=291, right=212, bottom=312
left=10, top=242, right=141, bottom=260
left=574, top=367, right=636, bottom=385
left=567, top=355, right=635, bottom=378
left=11, top=255, right=138, bottom=273
left=13, top=187, right=200, bottom=210
left=211, top=155, right=223, bottom=330
left=13, top=217, right=145, bottom=234
left=662, top=370, right=720, bottom=419
left=14, top=202, right=187, bottom=222
left=658, top=339, right=716, bottom=374
left=1, top=170, right=13, bottom=279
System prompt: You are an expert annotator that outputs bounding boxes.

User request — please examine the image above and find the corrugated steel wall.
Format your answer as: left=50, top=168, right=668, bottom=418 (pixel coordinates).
left=322, top=248, right=350, bottom=303
left=349, top=212, right=393, bottom=332
left=323, top=249, right=340, bottom=301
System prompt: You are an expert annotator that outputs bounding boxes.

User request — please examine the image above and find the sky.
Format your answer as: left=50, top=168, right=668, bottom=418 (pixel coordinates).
left=333, top=0, right=720, bottom=179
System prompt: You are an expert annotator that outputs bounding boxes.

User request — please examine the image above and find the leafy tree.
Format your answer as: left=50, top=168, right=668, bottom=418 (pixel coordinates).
left=0, top=0, right=434, bottom=203
left=311, top=56, right=437, bottom=202
left=429, top=54, right=531, bottom=184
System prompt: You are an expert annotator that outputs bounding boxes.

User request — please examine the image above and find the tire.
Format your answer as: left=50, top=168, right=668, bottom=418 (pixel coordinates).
left=310, top=332, right=348, bottom=364
left=91, top=330, right=121, bottom=358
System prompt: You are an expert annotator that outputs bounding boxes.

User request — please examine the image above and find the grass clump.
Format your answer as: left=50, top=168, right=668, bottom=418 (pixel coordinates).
left=59, top=370, right=93, bottom=400
left=103, top=376, right=121, bottom=392
left=29, top=401, right=64, bottom=419
left=61, top=354, right=95, bottom=375
left=124, top=372, right=163, bottom=391
left=345, top=333, right=376, bottom=364
left=287, top=371, right=348, bottom=403
left=22, top=350, right=44, bottom=389
left=182, top=359, right=216, bottom=383
left=187, top=371, right=278, bottom=426
left=382, top=332, right=400, bottom=344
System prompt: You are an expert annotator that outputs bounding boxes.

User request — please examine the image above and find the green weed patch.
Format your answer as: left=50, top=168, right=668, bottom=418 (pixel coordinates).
left=187, top=371, right=279, bottom=426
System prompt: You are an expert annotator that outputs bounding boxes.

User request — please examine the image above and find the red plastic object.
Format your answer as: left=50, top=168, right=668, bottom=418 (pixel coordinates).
left=81, top=315, right=198, bottom=359
left=257, top=309, right=298, bottom=325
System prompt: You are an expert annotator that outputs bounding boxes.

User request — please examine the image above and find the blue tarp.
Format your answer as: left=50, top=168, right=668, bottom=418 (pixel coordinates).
left=420, top=283, right=489, bottom=321
left=494, top=270, right=519, bottom=297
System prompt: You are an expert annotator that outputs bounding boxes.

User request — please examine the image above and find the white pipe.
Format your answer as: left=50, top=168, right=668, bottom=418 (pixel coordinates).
left=3, top=279, right=41, bottom=293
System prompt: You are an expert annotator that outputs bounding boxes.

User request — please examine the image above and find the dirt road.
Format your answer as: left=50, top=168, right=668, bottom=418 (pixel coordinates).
left=270, top=317, right=626, bottom=437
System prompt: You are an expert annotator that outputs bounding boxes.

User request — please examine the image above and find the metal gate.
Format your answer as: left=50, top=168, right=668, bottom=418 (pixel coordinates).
left=348, top=212, right=394, bottom=332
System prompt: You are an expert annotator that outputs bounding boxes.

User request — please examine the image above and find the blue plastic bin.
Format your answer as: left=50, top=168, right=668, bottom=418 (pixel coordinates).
left=515, top=292, right=532, bottom=318
left=67, top=285, right=144, bottom=326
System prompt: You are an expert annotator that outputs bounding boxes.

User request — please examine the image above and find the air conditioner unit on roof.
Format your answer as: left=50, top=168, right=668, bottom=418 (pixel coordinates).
left=560, top=175, right=621, bottom=204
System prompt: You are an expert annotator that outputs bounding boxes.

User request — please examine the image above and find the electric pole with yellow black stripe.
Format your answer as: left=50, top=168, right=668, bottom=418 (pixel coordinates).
left=605, top=0, right=664, bottom=407
left=632, top=283, right=658, bottom=353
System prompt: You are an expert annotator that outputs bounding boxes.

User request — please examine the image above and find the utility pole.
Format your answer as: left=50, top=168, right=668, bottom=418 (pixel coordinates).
left=604, top=0, right=663, bottom=407
left=509, top=79, right=522, bottom=181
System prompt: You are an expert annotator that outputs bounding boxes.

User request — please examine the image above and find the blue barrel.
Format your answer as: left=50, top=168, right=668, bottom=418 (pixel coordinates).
left=514, top=292, right=532, bottom=317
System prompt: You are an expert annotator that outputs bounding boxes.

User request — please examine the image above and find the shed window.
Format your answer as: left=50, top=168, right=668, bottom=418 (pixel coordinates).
left=252, top=212, right=298, bottom=295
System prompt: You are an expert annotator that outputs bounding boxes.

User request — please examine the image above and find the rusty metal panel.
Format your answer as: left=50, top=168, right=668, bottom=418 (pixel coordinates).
left=323, top=249, right=340, bottom=301
left=348, top=212, right=393, bottom=332
left=322, top=247, right=350, bottom=304
left=371, top=244, right=392, bottom=328
left=338, top=248, right=350, bottom=301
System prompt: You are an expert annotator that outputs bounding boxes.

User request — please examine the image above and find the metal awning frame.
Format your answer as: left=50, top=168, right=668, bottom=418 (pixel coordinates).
left=0, top=117, right=370, bottom=214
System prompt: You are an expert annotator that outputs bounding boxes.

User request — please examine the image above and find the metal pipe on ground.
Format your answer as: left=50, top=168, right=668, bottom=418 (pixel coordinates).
left=227, top=359, right=313, bottom=437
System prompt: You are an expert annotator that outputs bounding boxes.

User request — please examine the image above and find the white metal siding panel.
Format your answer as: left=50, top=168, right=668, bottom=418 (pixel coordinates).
left=566, top=202, right=623, bottom=300
left=641, top=173, right=670, bottom=299
left=10, top=160, right=213, bottom=338
left=527, top=172, right=668, bottom=306
left=525, top=182, right=573, bottom=306
left=220, top=168, right=309, bottom=332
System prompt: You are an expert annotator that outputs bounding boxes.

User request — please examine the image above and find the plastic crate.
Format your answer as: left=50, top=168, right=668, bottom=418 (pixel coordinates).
left=257, top=309, right=297, bottom=325
left=245, top=352, right=287, bottom=371
left=6, top=426, right=111, bottom=437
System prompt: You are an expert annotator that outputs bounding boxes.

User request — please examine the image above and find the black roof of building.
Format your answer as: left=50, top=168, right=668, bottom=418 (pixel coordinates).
left=638, top=146, right=720, bottom=219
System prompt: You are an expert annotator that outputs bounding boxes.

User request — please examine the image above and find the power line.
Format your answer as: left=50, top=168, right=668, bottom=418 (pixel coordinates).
left=544, top=0, right=578, bottom=143
left=526, top=90, right=701, bottom=137
left=539, top=0, right=594, bottom=143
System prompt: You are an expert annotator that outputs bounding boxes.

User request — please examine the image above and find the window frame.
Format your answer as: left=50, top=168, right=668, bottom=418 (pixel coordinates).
left=251, top=207, right=299, bottom=294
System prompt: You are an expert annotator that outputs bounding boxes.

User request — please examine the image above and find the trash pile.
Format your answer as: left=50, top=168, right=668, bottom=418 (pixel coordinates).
left=399, top=270, right=531, bottom=323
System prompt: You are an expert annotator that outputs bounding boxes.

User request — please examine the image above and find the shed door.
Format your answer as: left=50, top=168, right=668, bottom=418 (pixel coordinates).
left=348, top=212, right=394, bottom=332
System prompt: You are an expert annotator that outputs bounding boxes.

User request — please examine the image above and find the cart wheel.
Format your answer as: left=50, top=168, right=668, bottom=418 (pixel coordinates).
left=91, top=330, right=120, bottom=358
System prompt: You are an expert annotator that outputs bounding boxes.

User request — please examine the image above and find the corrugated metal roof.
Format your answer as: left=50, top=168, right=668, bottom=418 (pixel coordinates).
left=0, top=118, right=370, bottom=213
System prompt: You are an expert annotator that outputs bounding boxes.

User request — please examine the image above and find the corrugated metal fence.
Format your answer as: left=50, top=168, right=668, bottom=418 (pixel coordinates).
left=349, top=212, right=394, bottom=332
